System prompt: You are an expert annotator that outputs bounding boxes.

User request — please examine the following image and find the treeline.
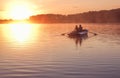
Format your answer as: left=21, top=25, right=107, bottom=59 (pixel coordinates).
left=29, top=8, right=120, bottom=23
left=0, top=19, right=13, bottom=24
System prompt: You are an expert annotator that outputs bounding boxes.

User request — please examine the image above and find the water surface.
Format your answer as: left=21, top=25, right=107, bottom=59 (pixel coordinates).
left=0, top=23, right=120, bottom=78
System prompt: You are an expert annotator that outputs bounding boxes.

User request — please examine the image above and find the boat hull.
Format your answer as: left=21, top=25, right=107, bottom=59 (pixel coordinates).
left=68, top=29, right=88, bottom=37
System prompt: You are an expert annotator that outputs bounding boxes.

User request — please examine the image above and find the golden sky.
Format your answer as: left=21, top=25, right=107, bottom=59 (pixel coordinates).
left=0, top=0, right=120, bottom=19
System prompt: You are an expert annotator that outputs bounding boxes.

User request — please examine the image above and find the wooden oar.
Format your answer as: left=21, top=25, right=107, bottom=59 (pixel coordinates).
left=61, top=31, right=70, bottom=36
left=89, top=31, right=97, bottom=35
left=61, top=33, right=69, bottom=36
left=61, top=33, right=66, bottom=36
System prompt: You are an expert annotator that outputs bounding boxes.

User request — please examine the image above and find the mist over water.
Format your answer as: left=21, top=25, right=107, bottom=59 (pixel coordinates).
left=0, top=23, right=120, bottom=78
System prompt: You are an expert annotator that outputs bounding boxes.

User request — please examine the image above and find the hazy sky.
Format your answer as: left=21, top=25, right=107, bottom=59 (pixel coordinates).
left=0, top=0, right=120, bottom=19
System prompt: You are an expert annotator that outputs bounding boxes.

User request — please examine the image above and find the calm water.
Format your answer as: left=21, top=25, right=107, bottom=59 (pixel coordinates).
left=0, top=23, right=120, bottom=78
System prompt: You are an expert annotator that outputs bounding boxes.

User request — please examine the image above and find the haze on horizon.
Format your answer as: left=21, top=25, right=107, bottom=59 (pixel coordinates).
left=0, top=0, right=120, bottom=19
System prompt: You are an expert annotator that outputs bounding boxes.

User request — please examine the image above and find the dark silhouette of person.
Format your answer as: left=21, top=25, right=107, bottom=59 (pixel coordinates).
left=75, top=25, right=79, bottom=32
left=78, top=25, right=83, bottom=32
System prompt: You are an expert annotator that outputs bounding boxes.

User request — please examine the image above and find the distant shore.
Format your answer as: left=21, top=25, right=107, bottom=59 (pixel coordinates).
left=0, top=8, right=120, bottom=24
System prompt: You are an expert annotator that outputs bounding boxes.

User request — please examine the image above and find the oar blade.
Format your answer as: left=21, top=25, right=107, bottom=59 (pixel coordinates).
left=61, top=33, right=66, bottom=36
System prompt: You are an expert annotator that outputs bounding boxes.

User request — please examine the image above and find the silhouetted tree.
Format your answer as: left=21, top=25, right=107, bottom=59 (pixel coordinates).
left=29, top=8, right=120, bottom=23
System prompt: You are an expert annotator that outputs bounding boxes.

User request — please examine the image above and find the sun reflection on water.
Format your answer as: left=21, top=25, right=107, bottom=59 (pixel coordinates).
left=10, top=24, right=33, bottom=42
left=2, top=23, right=38, bottom=47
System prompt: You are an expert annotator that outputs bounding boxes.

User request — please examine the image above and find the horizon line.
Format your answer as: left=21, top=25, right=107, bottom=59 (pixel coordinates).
left=0, top=8, right=120, bottom=20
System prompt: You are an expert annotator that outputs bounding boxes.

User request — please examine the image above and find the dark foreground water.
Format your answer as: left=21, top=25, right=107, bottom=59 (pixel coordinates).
left=0, top=23, right=120, bottom=78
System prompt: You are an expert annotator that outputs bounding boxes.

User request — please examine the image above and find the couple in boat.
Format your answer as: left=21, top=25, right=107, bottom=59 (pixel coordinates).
left=75, top=24, right=83, bottom=32
left=68, top=24, right=88, bottom=37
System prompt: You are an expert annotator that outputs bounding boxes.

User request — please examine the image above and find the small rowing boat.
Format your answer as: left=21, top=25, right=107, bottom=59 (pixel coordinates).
left=68, top=29, right=88, bottom=37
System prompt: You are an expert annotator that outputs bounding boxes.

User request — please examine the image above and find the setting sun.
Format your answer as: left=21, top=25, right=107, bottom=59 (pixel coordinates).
left=10, top=6, right=33, bottom=20
left=7, top=1, right=34, bottom=20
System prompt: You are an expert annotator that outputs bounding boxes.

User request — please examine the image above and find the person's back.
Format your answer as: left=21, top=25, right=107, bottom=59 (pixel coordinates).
left=79, top=25, right=83, bottom=32
left=75, top=25, right=79, bottom=32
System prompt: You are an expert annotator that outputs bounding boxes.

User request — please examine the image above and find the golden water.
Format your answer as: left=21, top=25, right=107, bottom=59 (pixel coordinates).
left=0, top=23, right=120, bottom=78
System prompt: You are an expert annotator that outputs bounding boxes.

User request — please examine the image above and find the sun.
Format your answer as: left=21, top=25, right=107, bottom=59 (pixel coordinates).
left=10, top=6, right=32, bottom=20
left=10, top=5, right=33, bottom=20
left=8, top=2, right=33, bottom=20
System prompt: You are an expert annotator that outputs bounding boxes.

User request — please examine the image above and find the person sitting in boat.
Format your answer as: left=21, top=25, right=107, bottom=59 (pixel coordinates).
left=78, top=25, right=83, bottom=32
left=75, top=25, right=79, bottom=32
